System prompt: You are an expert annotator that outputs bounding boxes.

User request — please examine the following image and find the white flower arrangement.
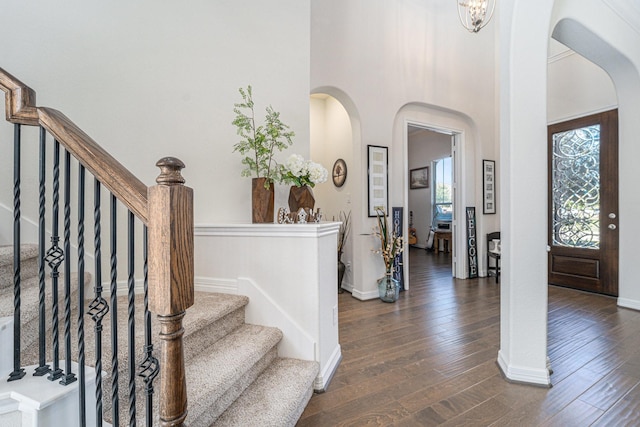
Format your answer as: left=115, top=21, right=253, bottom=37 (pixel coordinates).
left=280, top=154, right=328, bottom=188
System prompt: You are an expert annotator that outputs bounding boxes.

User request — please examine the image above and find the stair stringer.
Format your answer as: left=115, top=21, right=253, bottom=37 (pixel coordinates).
left=0, top=202, right=38, bottom=246
left=194, top=276, right=316, bottom=362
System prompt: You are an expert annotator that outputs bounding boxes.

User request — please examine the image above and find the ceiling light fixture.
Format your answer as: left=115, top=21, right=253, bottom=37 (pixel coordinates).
left=457, top=0, right=496, bottom=33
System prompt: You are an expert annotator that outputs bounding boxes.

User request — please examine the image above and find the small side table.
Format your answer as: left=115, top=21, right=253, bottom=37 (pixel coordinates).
left=433, top=231, right=452, bottom=254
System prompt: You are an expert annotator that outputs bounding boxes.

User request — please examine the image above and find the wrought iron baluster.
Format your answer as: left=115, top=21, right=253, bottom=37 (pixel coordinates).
left=77, top=165, right=86, bottom=424
left=110, top=194, right=119, bottom=427
left=138, top=226, right=158, bottom=427
left=9, top=123, right=25, bottom=382
left=34, top=127, right=50, bottom=377
left=127, top=211, right=136, bottom=427
left=60, top=150, right=76, bottom=386
left=47, top=139, right=63, bottom=381
left=88, top=179, right=108, bottom=427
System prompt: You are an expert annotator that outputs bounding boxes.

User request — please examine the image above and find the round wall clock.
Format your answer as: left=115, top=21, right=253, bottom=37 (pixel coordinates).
left=332, top=158, right=347, bottom=187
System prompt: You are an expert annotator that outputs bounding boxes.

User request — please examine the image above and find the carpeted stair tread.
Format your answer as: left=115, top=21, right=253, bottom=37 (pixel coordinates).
left=1, top=245, right=318, bottom=427
left=14, top=290, right=248, bottom=426
left=215, top=357, right=319, bottom=427
left=184, top=323, right=283, bottom=426
left=0, top=244, right=39, bottom=289
left=179, top=292, right=249, bottom=360
left=18, top=291, right=247, bottom=372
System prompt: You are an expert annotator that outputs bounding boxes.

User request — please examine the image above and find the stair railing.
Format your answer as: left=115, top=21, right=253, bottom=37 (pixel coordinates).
left=0, top=68, right=194, bottom=427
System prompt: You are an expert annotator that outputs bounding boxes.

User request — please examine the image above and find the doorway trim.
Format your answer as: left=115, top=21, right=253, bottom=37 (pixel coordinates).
left=404, top=119, right=466, bottom=282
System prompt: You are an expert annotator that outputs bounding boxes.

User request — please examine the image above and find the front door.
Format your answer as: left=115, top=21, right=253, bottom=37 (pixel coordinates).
left=548, top=109, right=618, bottom=296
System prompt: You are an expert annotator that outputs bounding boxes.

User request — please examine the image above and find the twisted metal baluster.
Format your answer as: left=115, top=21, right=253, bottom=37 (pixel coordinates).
left=34, top=127, right=50, bottom=377
left=110, top=194, right=119, bottom=427
left=77, top=165, right=86, bottom=425
left=59, top=150, right=76, bottom=386
left=46, top=139, right=63, bottom=381
left=127, top=211, right=137, bottom=427
left=138, top=226, right=159, bottom=427
left=9, top=123, right=25, bottom=382
left=88, top=179, right=108, bottom=427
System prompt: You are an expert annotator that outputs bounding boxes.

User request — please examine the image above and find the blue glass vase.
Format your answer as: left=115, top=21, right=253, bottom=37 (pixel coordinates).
left=378, top=274, right=399, bottom=303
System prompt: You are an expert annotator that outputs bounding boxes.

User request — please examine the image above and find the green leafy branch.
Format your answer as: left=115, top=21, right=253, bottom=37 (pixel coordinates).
left=232, top=85, right=295, bottom=187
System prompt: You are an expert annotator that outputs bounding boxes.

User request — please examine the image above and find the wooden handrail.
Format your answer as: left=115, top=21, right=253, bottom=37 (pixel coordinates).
left=0, top=67, right=148, bottom=223
left=0, top=68, right=39, bottom=125
left=38, top=107, right=148, bottom=223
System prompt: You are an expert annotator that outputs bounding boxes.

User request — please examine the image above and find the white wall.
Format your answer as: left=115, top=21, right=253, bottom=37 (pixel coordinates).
left=0, top=0, right=311, bottom=225
left=311, top=0, right=498, bottom=297
left=547, top=40, right=618, bottom=123
left=407, top=129, right=451, bottom=248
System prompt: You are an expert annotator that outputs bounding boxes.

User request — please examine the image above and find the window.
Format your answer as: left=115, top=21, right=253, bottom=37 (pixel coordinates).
left=432, top=156, right=452, bottom=228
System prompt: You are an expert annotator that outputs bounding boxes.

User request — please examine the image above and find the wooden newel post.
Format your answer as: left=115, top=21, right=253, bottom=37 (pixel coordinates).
left=148, top=157, right=194, bottom=427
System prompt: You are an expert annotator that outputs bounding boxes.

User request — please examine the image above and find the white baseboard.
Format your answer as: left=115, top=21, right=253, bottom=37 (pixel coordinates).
left=617, top=297, right=640, bottom=311
left=314, top=344, right=341, bottom=392
left=350, top=288, right=379, bottom=301
left=194, top=276, right=239, bottom=294
left=497, top=350, right=551, bottom=386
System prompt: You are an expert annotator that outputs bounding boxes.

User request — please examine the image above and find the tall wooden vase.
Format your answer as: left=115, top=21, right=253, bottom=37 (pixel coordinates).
left=252, top=177, right=274, bottom=223
left=288, top=185, right=315, bottom=212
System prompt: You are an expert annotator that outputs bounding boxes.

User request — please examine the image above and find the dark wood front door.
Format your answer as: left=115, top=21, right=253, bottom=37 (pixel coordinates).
left=548, top=109, right=618, bottom=296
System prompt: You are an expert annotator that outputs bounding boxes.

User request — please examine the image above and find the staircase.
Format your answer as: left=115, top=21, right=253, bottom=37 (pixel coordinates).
left=0, top=245, right=319, bottom=426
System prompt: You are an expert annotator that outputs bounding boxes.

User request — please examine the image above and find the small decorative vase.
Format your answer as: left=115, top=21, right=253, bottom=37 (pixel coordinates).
left=252, top=177, right=274, bottom=223
left=377, top=273, right=399, bottom=303
left=337, top=254, right=346, bottom=293
left=288, top=185, right=315, bottom=213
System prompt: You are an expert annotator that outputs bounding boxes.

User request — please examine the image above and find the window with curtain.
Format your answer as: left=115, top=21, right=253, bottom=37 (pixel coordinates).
left=433, top=156, right=452, bottom=226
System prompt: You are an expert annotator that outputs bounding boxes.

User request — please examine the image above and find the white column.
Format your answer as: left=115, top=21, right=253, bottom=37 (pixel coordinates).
left=497, top=0, right=554, bottom=386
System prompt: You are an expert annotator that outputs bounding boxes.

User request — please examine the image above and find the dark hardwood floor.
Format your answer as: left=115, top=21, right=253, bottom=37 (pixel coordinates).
left=298, top=247, right=640, bottom=426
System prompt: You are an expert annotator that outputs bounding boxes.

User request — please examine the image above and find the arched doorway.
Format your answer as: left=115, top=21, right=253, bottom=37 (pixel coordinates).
left=499, top=0, right=640, bottom=386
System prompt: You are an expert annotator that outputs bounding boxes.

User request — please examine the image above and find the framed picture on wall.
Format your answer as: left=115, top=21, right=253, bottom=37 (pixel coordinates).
left=483, top=159, right=496, bottom=214
left=410, top=166, right=429, bottom=189
left=367, top=145, right=388, bottom=216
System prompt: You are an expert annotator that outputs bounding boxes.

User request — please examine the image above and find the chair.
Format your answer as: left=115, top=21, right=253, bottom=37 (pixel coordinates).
left=487, top=231, right=500, bottom=283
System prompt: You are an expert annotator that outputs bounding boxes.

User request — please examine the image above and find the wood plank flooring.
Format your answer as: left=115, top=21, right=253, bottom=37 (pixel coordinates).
left=298, top=247, right=640, bottom=426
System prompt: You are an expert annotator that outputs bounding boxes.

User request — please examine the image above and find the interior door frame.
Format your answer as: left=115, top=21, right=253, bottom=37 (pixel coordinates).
left=404, top=120, right=464, bottom=280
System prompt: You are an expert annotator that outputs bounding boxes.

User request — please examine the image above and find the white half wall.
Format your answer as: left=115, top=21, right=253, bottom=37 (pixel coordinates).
left=194, top=222, right=341, bottom=391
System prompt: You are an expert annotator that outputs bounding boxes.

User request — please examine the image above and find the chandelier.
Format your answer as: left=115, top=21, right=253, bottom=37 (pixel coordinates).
left=457, top=0, right=496, bottom=33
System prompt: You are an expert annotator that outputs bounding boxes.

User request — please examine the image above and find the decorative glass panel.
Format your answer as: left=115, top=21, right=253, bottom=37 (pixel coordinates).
left=552, top=125, right=600, bottom=249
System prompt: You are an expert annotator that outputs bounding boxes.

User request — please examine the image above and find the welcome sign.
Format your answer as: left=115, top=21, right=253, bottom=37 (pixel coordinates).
left=392, top=207, right=405, bottom=291
left=466, top=207, right=478, bottom=278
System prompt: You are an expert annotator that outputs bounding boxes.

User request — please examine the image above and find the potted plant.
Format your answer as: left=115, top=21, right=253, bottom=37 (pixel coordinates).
left=280, top=154, right=328, bottom=212
left=232, top=85, right=295, bottom=223
left=373, top=208, right=404, bottom=302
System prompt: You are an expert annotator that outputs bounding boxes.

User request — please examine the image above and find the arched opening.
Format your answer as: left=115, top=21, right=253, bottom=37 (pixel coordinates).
left=499, top=0, right=640, bottom=386
left=393, top=103, right=482, bottom=282
left=310, top=88, right=362, bottom=295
